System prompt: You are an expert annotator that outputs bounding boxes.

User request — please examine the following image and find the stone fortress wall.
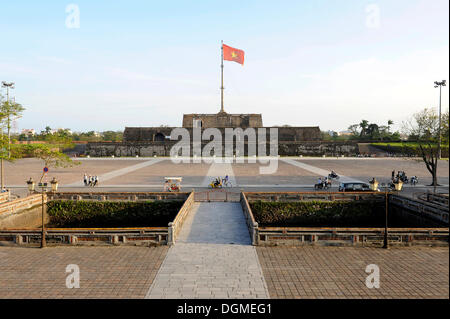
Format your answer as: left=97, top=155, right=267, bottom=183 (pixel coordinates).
left=85, top=111, right=359, bottom=157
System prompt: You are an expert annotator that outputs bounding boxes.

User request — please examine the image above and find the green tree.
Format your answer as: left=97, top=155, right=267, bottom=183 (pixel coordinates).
left=359, top=120, right=369, bottom=138
left=387, top=120, right=394, bottom=133
left=403, top=108, right=441, bottom=186
left=441, top=111, right=449, bottom=145
left=21, top=144, right=79, bottom=182
left=0, top=98, right=25, bottom=158
left=0, top=95, right=26, bottom=189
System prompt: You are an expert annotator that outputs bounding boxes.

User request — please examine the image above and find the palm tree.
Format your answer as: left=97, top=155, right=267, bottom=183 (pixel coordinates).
left=359, top=120, right=369, bottom=137
left=387, top=120, right=394, bottom=133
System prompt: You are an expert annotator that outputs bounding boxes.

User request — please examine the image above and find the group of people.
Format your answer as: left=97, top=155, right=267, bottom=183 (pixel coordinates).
left=390, top=170, right=418, bottom=185
left=211, top=175, right=230, bottom=188
left=83, top=174, right=99, bottom=187
left=391, top=170, right=408, bottom=183
left=317, top=176, right=332, bottom=188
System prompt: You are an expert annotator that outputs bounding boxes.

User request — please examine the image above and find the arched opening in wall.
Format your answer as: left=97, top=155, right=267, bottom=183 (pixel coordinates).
left=155, top=133, right=165, bottom=142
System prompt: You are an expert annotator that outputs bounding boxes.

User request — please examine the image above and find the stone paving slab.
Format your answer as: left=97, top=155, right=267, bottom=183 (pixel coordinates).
left=257, top=246, right=449, bottom=299
left=177, top=202, right=251, bottom=244
left=0, top=246, right=168, bottom=299
left=145, top=202, right=270, bottom=299
left=146, top=243, right=269, bottom=299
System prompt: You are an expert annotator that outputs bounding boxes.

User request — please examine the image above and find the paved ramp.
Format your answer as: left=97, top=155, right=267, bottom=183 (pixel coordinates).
left=201, top=159, right=237, bottom=187
left=145, top=202, right=269, bottom=299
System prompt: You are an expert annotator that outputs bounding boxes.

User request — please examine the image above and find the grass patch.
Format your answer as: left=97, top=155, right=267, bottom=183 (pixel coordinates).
left=250, top=200, right=386, bottom=227
left=47, top=200, right=183, bottom=228
left=371, top=142, right=449, bottom=157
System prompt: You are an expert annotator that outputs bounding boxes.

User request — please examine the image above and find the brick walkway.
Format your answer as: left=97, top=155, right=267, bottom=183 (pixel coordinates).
left=145, top=202, right=270, bottom=299
left=257, top=246, right=449, bottom=299
left=0, top=246, right=167, bottom=299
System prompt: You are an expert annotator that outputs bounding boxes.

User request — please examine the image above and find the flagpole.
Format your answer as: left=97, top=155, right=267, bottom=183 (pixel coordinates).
left=220, top=40, right=224, bottom=113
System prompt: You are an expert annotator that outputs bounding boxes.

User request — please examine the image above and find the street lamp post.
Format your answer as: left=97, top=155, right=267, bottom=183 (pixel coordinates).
left=38, top=182, right=48, bottom=248
left=1, top=81, right=15, bottom=158
left=381, top=183, right=389, bottom=249
left=1, top=81, right=15, bottom=190
left=434, top=80, right=447, bottom=160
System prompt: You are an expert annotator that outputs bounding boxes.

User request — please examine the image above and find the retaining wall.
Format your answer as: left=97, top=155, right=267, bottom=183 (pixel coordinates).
left=85, top=141, right=360, bottom=157
left=0, top=191, right=195, bottom=246
left=241, top=192, right=449, bottom=247
left=0, top=191, right=10, bottom=203
left=168, top=192, right=195, bottom=245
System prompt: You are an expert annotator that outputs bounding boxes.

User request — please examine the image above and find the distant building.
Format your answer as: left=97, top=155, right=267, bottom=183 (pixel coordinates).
left=50, top=128, right=73, bottom=135
left=21, top=129, right=36, bottom=136
left=338, top=130, right=353, bottom=136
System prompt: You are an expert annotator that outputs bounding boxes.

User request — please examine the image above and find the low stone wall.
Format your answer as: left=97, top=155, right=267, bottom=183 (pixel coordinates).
left=244, top=191, right=385, bottom=202
left=420, top=193, right=449, bottom=207
left=0, top=228, right=169, bottom=246
left=0, top=191, right=10, bottom=204
left=85, top=141, right=360, bottom=157
left=256, top=227, right=449, bottom=247
left=390, top=195, right=449, bottom=225
left=168, top=192, right=195, bottom=245
left=0, top=194, right=46, bottom=228
left=47, top=191, right=190, bottom=202
left=240, top=192, right=258, bottom=245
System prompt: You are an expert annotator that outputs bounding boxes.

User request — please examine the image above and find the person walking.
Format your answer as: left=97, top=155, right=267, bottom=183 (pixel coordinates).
left=83, top=173, right=88, bottom=186
left=93, top=176, right=98, bottom=187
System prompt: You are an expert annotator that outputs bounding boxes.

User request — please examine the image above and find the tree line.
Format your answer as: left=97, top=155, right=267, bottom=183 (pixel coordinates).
left=16, top=127, right=123, bottom=143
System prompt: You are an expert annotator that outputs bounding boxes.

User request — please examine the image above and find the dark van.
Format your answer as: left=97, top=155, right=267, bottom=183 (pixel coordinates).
left=338, top=182, right=372, bottom=192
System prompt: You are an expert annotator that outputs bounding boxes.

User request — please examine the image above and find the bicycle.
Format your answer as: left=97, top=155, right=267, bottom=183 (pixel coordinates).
left=222, top=179, right=232, bottom=187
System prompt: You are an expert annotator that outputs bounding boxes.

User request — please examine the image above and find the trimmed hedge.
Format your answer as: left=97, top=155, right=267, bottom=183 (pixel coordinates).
left=47, top=200, right=184, bottom=228
left=250, top=200, right=388, bottom=227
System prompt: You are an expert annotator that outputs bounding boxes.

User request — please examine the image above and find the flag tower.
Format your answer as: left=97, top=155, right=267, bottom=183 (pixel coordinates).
left=220, top=41, right=245, bottom=113
left=221, top=40, right=224, bottom=113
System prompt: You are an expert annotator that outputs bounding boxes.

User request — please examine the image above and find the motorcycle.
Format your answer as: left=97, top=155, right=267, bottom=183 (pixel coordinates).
left=328, top=172, right=340, bottom=180
left=209, top=178, right=223, bottom=189
left=314, top=181, right=331, bottom=190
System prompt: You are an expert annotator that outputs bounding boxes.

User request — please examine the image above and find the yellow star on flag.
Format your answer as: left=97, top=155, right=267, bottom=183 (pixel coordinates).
left=231, top=51, right=237, bottom=58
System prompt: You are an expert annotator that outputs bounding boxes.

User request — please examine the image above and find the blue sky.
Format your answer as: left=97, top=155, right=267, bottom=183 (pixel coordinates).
left=0, top=0, right=448, bottom=133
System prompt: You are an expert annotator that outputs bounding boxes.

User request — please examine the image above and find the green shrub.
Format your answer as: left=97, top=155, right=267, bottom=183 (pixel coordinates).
left=250, top=200, right=386, bottom=227
left=47, top=200, right=184, bottom=228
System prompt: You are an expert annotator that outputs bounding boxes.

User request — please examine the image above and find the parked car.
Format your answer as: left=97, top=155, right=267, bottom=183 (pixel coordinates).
left=338, top=182, right=372, bottom=192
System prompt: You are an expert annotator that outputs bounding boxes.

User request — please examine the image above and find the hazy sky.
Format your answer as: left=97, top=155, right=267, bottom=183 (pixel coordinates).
left=1, top=0, right=448, bottom=133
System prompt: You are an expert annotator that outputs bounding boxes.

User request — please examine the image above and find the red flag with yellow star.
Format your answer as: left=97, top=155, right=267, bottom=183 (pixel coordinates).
left=223, top=44, right=244, bottom=65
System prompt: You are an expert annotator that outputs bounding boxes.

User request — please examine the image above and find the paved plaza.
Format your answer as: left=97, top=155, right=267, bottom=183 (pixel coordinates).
left=257, top=246, right=449, bottom=299
left=0, top=246, right=168, bottom=299
left=5, top=157, right=449, bottom=199
left=0, top=244, right=447, bottom=299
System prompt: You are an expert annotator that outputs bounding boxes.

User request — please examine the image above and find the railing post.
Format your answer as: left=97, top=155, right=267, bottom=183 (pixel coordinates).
left=168, top=222, right=174, bottom=245
left=253, top=222, right=259, bottom=245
